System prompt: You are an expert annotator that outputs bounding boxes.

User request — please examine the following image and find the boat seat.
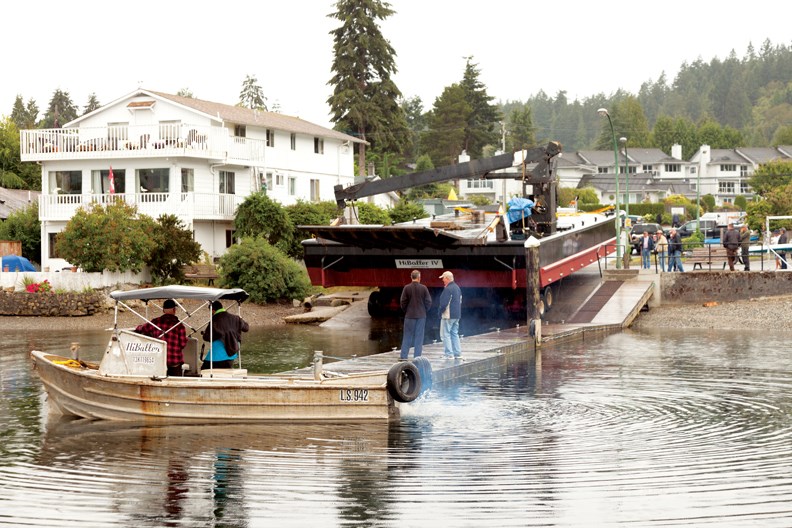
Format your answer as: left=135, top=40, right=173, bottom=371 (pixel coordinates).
left=200, top=368, right=248, bottom=378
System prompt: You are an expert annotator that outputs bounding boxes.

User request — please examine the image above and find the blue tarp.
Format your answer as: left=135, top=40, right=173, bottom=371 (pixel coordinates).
left=1, top=255, right=35, bottom=272
left=507, top=198, right=535, bottom=224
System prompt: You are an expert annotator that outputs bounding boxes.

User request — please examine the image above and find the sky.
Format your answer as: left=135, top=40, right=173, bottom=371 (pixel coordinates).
left=3, top=0, right=790, bottom=130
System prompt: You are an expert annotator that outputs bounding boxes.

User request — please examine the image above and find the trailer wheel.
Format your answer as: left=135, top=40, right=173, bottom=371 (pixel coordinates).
left=367, top=291, right=383, bottom=317
left=537, top=295, right=546, bottom=318
left=411, top=356, right=433, bottom=392
left=387, top=362, right=422, bottom=403
left=543, top=286, right=554, bottom=312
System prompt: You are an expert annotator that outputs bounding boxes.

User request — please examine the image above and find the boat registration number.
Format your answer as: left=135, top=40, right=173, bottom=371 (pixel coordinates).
left=339, top=389, right=369, bottom=402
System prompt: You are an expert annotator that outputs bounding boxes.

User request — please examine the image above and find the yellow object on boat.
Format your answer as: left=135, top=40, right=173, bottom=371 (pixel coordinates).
left=53, top=359, right=83, bottom=369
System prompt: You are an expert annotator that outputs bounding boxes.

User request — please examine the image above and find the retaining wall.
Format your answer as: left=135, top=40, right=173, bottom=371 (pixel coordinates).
left=0, top=291, right=105, bottom=316
left=660, top=271, right=792, bottom=304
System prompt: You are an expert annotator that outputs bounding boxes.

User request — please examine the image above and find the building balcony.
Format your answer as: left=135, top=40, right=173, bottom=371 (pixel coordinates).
left=21, top=124, right=266, bottom=165
left=39, top=192, right=243, bottom=223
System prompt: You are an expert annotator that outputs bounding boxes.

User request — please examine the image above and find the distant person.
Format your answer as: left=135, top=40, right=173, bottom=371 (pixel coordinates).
left=739, top=225, right=751, bottom=271
left=202, top=300, right=249, bottom=369
left=722, top=223, right=740, bottom=271
left=620, top=229, right=631, bottom=269
left=438, top=271, right=463, bottom=360
left=399, top=270, right=432, bottom=360
left=667, top=228, right=684, bottom=272
left=640, top=231, right=655, bottom=269
left=656, top=212, right=663, bottom=225
left=672, top=213, right=680, bottom=228
left=134, top=299, right=188, bottom=376
left=778, top=228, right=788, bottom=270
left=655, top=229, right=668, bottom=272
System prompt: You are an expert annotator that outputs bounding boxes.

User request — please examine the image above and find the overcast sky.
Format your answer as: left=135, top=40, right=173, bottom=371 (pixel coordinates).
left=3, top=0, right=789, bottom=129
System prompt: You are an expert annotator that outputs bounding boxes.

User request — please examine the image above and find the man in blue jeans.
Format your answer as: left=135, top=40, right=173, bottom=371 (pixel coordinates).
left=399, top=270, right=432, bottom=360
left=438, top=270, right=463, bottom=360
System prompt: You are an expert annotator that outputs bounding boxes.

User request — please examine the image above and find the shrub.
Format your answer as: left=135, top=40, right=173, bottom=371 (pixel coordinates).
left=26, top=279, right=52, bottom=293
left=389, top=200, right=428, bottom=224
left=217, top=236, right=312, bottom=304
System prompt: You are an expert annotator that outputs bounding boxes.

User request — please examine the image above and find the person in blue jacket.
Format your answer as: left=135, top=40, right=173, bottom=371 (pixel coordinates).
left=438, top=271, right=463, bottom=359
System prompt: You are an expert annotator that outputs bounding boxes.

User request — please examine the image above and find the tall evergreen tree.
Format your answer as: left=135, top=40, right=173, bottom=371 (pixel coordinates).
left=421, top=84, right=470, bottom=167
left=83, top=93, right=101, bottom=115
left=506, top=105, right=536, bottom=151
left=328, top=0, right=409, bottom=176
left=10, top=95, right=37, bottom=130
left=239, top=75, right=268, bottom=110
left=41, top=89, right=78, bottom=128
left=459, top=57, right=501, bottom=158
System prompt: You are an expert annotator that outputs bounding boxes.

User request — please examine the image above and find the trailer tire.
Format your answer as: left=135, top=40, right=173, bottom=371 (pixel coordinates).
left=411, top=356, right=433, bottom=392
left=543, top=286, right=553, bottom=312
left=387, top=362, right=422, bottom=403
left=367, top=291, right=383, bottom=317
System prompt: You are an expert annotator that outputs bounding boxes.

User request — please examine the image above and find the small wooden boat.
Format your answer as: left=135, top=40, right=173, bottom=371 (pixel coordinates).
left=30, top=286, right=424, bottom=422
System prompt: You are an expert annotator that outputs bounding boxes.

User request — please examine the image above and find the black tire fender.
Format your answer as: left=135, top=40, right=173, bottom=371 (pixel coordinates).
left=387, top=361, right=422, bottom=403
left=411, top=356, right=433, bottom=392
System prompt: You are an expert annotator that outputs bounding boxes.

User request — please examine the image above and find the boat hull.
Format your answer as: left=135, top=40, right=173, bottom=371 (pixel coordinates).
left=31, top=351, right=397, bottom=422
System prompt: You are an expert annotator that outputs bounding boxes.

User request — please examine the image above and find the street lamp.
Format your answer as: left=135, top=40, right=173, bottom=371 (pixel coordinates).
left=620, top=137, right=629, bottom=219
left=598, top=108, right=621, bottom=269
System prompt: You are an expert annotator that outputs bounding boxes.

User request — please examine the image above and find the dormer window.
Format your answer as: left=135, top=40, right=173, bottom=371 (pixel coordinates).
left=127, top=100, right=156, bottom=111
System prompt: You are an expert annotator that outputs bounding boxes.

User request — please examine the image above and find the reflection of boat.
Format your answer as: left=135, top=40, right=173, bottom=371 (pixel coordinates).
left=31, top=286, right=424, bottom=422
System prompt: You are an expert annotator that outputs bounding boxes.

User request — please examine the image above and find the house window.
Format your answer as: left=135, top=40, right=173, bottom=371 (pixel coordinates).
left=234, top=125, right=246, bottom=137
left=718, top=181, right=735, bottom=194
left=50, top=171, right=82, bottom=194
left=92, top=169, right=125, bottom=194
left=137, top=168, right=169, bottom=193
left=225, top=230, right=236, bottom=248
left=48, top=233, right=60, bottom=258
left=266, top=129, right=274, bottom=147
left=690, top=166, right=697, bottom=174
left=219, top=170, right=235, bottom=194
left=664, top=164, right=681, bottom=173
left=740, top=182, right=752, bottom=194
left=598, top=167, right=609, bottom=174
left=290, top=133, right=296, bottom=150
left=181, top=169, right=194, bottom=192
left=288, top=176, right=296, bottom=196
left=265, top=172, right=274, bottom=192
left=740, top=165, right=748, bottom=177
left=642, top=164, right=653, bottom=172
left=314, top=138, right=324, bottom=154
left=310, top=179, right=320, bottom=201
left=158, top=120, right=180, bottom=144
left=466, top=179, right=493, bottom=189
left=720, top=164, right=736, bottom=172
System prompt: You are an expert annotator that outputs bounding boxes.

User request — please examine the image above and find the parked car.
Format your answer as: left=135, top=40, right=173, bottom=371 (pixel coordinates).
left=629, top=223, right=664, bottom=254
left=677, top=219, right=720, bottom=239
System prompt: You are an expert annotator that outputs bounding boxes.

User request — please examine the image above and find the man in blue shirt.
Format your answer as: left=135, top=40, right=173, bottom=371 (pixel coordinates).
left=438, top=271, right=463, bottom=359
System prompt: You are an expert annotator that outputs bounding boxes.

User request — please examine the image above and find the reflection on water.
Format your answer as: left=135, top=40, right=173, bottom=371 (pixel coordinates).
left=2, top=324, right=792, bottom=526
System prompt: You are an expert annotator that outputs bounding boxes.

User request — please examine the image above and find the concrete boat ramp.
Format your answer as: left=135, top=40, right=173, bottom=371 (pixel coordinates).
left=286, top=270, right=654, bottom=386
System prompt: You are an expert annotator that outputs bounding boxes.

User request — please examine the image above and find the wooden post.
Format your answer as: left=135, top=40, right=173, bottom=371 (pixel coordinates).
left=524, top=236, right=542, bottom=344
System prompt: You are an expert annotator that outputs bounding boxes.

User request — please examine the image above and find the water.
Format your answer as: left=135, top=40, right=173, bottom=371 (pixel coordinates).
left=2, top=322, right=792, bottom=526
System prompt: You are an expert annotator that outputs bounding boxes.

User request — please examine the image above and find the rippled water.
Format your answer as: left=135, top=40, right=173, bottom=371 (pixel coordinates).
left=2, top=323, right=792, bottom=527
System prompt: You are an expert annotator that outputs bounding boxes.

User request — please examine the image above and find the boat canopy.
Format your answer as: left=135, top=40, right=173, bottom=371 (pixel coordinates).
left=109, top=285, right=249, bottom=304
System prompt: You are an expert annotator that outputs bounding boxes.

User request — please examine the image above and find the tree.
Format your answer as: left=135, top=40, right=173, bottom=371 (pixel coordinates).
left=748, top=159, right=792, bottom=197
left=55, top=202, right=156, bottom=272
left=234, top=192, right=293, bottom=247
left=460, top=57, right=502, bottom=158
left=239, top=75, right=267, bottom=110
left=0, top=117, right=39, bottom=189
left=507, top=105, right=536, bottom=151
left=389, top=200, right=428, bottom=224
left=82, top=93, right=101, bottom=115
left=0, top=202, right=40, bottom=262
left=356, top=202, right=390, bottom=224
left=177, top=88, right=194, bottom=98
left=40, top=89, right=78, bottom=128
left=327, top=0, right=409, bottom=176
left=145, top=214, right=203, bottom=284
left=421, top=84, right=470, bottom=167
left=282, top=200, right=338, bottom=259
left=10, top=95, right=37, bottom=130
left=218, top=237, right=311, bottom=304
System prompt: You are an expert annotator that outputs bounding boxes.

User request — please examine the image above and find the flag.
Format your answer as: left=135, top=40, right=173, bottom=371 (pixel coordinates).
left=109, top=166, right=115, bottom=195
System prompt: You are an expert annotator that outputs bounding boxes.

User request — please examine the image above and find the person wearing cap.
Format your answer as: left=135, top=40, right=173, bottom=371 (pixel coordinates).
left=202, top=300, right=250, bottom=369
left=134, top=299, right=188, bottom=376
left=655, top=229, right=668, bottom=272
left=722, top=223, right=740, bottom=271
left=438, top=270, right=463, bottom=359
left=399, top=270, right=432, bottom=360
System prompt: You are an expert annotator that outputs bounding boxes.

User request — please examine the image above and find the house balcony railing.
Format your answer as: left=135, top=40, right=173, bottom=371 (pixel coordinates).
left=21, top=124, right=266, bottom=165
left=39, top=192, right=244, bottom=223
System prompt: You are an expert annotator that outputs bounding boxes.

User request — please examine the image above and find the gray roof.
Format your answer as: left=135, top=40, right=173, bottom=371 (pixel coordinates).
left=708, top=149, right=748, bottom=164
left=735, top=147, right=792, bottom=165
left=0, top=187, right=39, bottom=220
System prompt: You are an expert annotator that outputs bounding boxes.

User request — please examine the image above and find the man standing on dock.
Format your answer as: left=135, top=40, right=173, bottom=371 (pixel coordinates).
left=722, top=223, right=740, bottom=271
left=399, top=270, right=432, bottom=360
left=438, top=271, right=463, bottom=360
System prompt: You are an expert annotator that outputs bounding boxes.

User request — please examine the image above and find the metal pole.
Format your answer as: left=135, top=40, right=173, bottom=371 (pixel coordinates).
left=621, top=137, right=629, bottom=218
left=599, top=109, right=621, bottom=269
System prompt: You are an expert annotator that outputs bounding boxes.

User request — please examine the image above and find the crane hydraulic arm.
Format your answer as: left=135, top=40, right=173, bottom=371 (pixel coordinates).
left=333, top=141, right=562, bottom=209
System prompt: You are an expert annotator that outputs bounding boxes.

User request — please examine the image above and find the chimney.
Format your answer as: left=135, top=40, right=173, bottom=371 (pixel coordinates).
left=671, top=144, right=682, bottom=160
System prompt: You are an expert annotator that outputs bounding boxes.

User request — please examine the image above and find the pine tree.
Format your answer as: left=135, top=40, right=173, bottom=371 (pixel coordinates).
left=239, top=75, right=267, bottom=110
left=83, top=93, right=101, bottom=115
left=459, top=57, right=502, bottom=158
left=41, top=89, right=78, bottom=128
left=327, top=0, right=409, bottom=176
left=10, top=95, right=38, bottom=130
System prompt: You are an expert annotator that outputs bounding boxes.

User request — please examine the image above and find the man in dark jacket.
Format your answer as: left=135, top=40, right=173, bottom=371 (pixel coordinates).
left=779, top=228, right=788, bottom=270
left=438, top=270, right=463, bottom=359
left=399, top=270, right=432, bottom=360
left=739, top=225, right=751, bottom=271
left=667, top=229, right=684, bottom=272
left=722, top=223, right=740, bottom=271
left=202, top=300, right=250, bottom=369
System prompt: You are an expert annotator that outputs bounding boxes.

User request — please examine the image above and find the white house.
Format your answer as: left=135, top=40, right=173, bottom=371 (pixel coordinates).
left=19, top=89, right=365, bottom=270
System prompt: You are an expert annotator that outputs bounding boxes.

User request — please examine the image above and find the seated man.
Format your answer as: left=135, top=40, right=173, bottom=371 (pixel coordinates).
left=134, top=299, right=188, bottom=376
left=201, top=301, right=250, bottom=369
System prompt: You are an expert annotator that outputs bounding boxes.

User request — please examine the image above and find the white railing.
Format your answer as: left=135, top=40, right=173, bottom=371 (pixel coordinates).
left=38, top=192, right=244, bottom=222
left=20, top=124, right=266, bottom=164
